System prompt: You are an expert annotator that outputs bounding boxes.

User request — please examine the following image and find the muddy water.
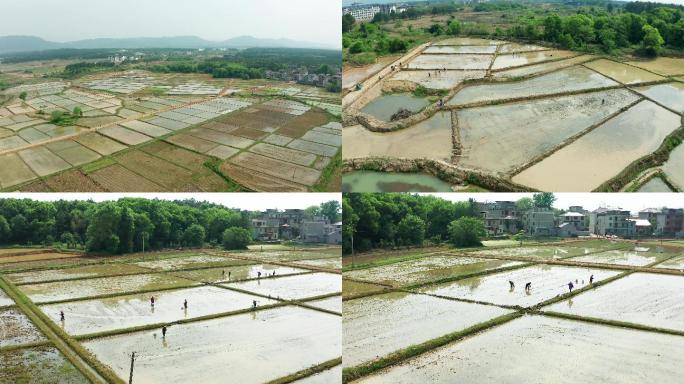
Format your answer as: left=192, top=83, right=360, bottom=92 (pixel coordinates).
left=0, top=346, right=89, bottom=384
left=449, top=66, right=618, bottom=106
left=131, top=254, right=247, bottom=271
left=292, top=258, right=342, bottom=269
left=513, top=100, right=682, bottom=191
left=360, top=93, right=429, bottom=122
left=498, top=43, right=548, bottom=53
left=342, top=112, right=453, bottom=161
left=345, top=255, right=523, bottom=287
left=0, top=308, right=46, bottom=346
left=294, top=364, right=341, bottom=384
left=342, top=171, right=453, bottom=192
left=424, top=45, right=497, bottom=54
left=568, top=249, right=672, bottom=266
left=0, top=287, right=14, bottom=307
left=354, top=314, right=684, bottom=384
left=223, top=273, right=341, bottom=300
left=173, top=264, right=309, bottom=283
left=546, top=273, right=684, bottom=331
left=19, top=273, right=197, bottom=303
left=656, top=255, right=684, bottom=270
left=82, top=306, right=341, bottom=384
left=307, top=296, right=342, bottom=313
left=418, top=265, right=619, bottom=307
left=389, top=70, right=486, bottom=90
left=662, top=143, right=684, bottom=190
left=6, top=263, right=150, bottom=284
left=626, top=57, right=684, bottom=76
left=343, top=291, right=511, bottom=368
left=407, top=54, right=493, bottom=70
left=634, top=82, right=684, bottom=113
left=584, top=59, right=665, bottom=84
left=492, top=55, right=596, bottom=79
left=39, top=286, right=278, bottom=336
left=491, top=50, right=576, bottom=70
left=240, top=249, right=340, bottom=262
left=434, top=38, right=501, bottom=46
left=469, top=246, right=599, bottom=259
left=457, top=89, right=639, bottom=173
left=343, top=280, right=387, bottom=298
left=638, top=177, right=673, bottom=192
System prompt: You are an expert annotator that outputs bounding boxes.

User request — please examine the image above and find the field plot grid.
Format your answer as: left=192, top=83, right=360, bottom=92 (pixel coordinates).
left=0, top=247, right=342, bottom=384
left=342, top=239, right=684, bottom=383
left=1, top=71, right=340, bottom=192
left=344, top=37, right=684, bottom=192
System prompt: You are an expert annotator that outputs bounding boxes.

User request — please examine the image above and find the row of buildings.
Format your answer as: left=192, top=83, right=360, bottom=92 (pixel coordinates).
left=478, top=201, right=684, bottom=239
left=343, top=3, right=407, bottom=21
left=250, top=209, right=342, bottom=244
left=263, top=68, right=342, bottom=89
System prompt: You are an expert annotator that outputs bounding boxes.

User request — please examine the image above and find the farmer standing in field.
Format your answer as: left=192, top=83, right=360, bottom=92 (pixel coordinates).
left=162, top=326, right=167, bottom=338
left=151, top=296, right=155, bottom=307
left=60, top=311, right=65, bottom=321
left=252, top=300, right=257, bottom=309
left=258, top=271, right=262, bottom=279
left=568, top=281, right=574, bottom=293
left=183, top=299, right=188, bottom=310
left=509, top=280, right=515, bottom=289
left=525, top=282, right=532, bottom=291
left=589, top=275, right=594, bottom=284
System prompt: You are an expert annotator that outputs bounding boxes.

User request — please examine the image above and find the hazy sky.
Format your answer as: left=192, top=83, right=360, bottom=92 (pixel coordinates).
left=0, top=193, right=341, bottom=211
left=419, top=193, right=684, bottom=213
left=0, top=0, right=341, bottom=47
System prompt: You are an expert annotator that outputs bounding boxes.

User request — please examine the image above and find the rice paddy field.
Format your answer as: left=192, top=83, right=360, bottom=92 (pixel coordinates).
left=0, top=69, right=341, bottom=192
left=342, top=239, right=684, bottom=383
left=0, top=246, right=342, bottom=384
left=343, top=38, right=684, bottom=192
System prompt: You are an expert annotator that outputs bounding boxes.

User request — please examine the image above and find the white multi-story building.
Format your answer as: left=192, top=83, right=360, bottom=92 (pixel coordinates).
left=343, top=5, right=381, bottom=21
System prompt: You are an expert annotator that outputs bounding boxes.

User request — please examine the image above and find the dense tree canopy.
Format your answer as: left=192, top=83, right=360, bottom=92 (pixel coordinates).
left=0, top=198, right=250, bottom=254
left=342, top=193, right=479, bottom=254
left=447, top=217, right=487, bottom=247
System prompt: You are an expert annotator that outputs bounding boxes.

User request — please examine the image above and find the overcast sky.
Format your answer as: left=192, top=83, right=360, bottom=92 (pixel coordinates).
left=0, top=193, right=341, bottom=211
left=419, top=193, right=684, bottom=213
left=0, top=0, right=341, bottom=47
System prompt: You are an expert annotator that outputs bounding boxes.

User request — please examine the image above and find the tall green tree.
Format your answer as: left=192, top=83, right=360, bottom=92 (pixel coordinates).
left=223, top=227, right=251, bottom=250
left=448, top=217, right=486, bottom=247
left=642, top=24, right=665, bottom=55
left=183, top=224, right=205, bottom=247
left=320, top=200, right=341, bottom=223
left=396, top=214, right=426, bottom=246
left=533, top=193, right=556, bottom=209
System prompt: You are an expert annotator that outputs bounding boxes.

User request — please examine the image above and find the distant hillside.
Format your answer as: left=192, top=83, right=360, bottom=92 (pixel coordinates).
left=0, top=35, right=338, bottom=54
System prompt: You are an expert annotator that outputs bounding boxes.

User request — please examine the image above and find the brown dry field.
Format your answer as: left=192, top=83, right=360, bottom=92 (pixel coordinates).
left=88, top=164, right=165, bottom=192
left=0, top=252, right=82, bottom=264
left=277, top=109, right=330, bottom=138
left=44, top=169, right=106, bottom=192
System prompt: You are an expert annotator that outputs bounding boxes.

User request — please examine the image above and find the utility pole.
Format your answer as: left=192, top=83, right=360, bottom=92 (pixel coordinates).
left=129, top=352, right=136, bottom=384
left=351, top=228, right=355, bottom=268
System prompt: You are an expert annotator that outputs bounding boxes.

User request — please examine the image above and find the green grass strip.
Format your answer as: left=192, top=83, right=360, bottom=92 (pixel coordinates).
left=541, top=310, right=684, bottom=337
left=403, top=262, right=535, bottom=291
left=342, top=311, right=523, bottom=383
left=312, top=150, right=342, bottom=192
left=34, top=282, right=200, bottom=306
left=0, top=339, right=52, bottom=353
left=267, top=359, right=341, bottom=384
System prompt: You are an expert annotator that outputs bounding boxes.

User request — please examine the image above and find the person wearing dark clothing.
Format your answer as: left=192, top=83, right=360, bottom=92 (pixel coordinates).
left=162, top=326, right=167, bottom=338
left=509, top=280, right=515, bottom=289
left=568, top=282, right=574, bottom=293
left=183, top=299, right=188, bottom=310
left=589, top=275, right=594, bottom=284
left=258, top=271, right=262, bottom=279
left=60, top=311, right=65, bottom=321
left=525, top=282, right=532, bottom=291
left=252, top=300, right=257, bottom=309
left=151, top=296, right=155, bottom=306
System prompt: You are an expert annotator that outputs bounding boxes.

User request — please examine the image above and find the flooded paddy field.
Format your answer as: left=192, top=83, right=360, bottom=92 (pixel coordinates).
left=292, top=257, right=343, bottom=270
left=342, top=112, right=453, bottom=161
left=295, top=364, right=341, bottom=384
left=449, top=66, right=618, bottom=106
left=662, top=143, right=684, bottom=190
left=513, top=100, right=681, bottom=191
left=457, top=89, right=638, bottom=173
left=81, top=306, right=340, bottom=384
left=343, top=291, right=511, bottom=368
left=343, top=280, right=388, bottom=298
left=344, top=38, right=684, bottom=191
left=638, top=176, right=673, bottom=192
left=18, top=273, right=197, bottom=303
left=5, top=263, right=150, bottom=284
left=655, top=255, right=684, bottom=270
left=345, top=255, right=523, bottom=287
left=466, top=244, right=612, bottom=259
left=0, top=346, right=89, bottom=384
left=567, top=248, right=673, bottom=266
left=0, top=307, right=45, bottom=346
left=39, top=285, right=278, bottom=336
left=223, top=273, right=341, bottom=300
left=172, top=264, right=310, bottom=283
left=416, top=265, right=619, bottom=308
left=129, top=253, right=249, bottom=271
left=237, top=248, right=341, bottom=262
left=0, top=287, right=15, bottom=307
left=344, top=56, right=401, bottom=89
left=342, top=171, right=453, bottom=192
left=353, top=315, right=684, bottom=384
left=307, top=296, right=342, bottom=313
left=546, top=273, right=684, bottom=332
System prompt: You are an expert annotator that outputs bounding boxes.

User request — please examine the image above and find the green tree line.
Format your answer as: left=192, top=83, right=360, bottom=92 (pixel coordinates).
left=342, top=193, right=484, bottom=254
left=0, top=198, right=251, bottom=254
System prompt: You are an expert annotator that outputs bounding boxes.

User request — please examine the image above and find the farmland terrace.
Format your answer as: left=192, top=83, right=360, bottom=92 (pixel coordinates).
left=342, top=238, right=684, bottom=383
left=0, top=69, right=341, bottom=192
left=0, top=246, right=342, bottom=384
left=342, top=38, right=684, bottom=192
